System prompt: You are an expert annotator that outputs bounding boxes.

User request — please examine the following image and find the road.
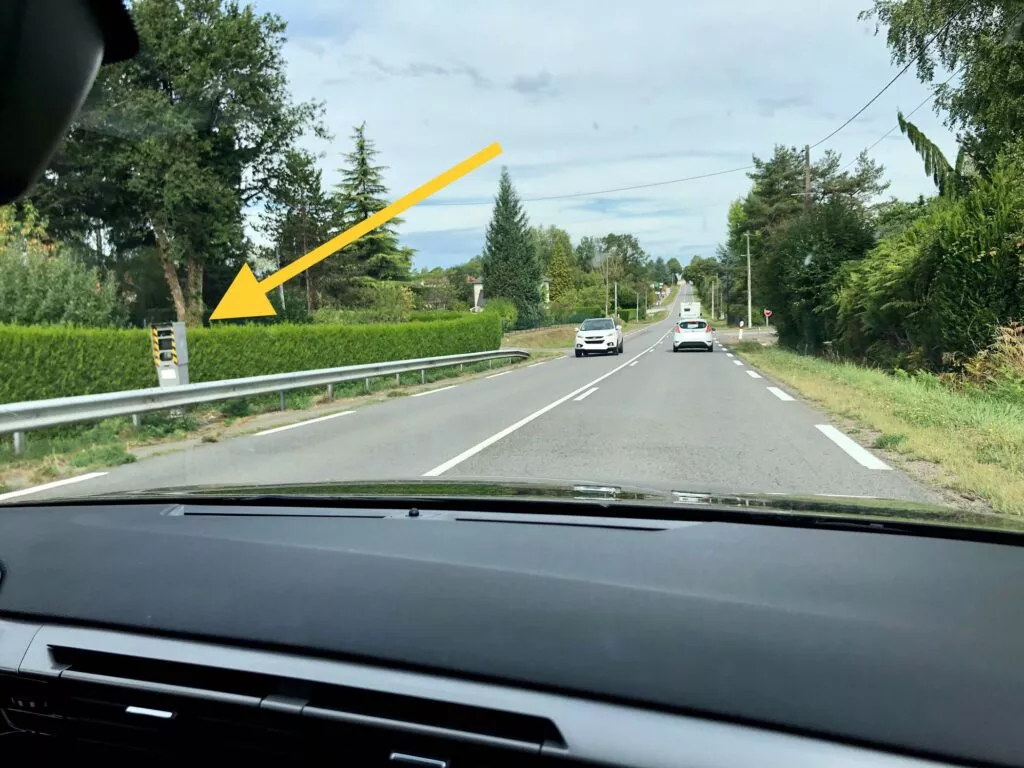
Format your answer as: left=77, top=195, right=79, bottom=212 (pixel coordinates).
left=12, top=285, right=938, bottom=504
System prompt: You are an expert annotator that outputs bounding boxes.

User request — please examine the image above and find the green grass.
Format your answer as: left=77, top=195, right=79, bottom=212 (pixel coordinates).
left=735, top=344, right=1024, bottom=516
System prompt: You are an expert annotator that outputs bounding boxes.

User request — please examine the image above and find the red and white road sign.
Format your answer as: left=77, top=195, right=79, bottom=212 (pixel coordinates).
left=764, top=308, right=773, bottom=318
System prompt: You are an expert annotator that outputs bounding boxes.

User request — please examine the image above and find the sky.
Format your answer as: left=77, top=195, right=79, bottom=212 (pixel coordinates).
left=254, top=0, right=958, bottom=271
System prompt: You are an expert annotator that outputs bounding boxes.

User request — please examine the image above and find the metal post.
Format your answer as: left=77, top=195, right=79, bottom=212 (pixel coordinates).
left=395, top=373, right=400, bottom=385
left=420, top=369, right=425, bottom=384
left=746, top=232, right=753, bottom=331
left=13, top=431, right=26, bottom=456
left=614, top=282, right=618, bottom=319
left=326, top=384, right=333, bottom=400
left=365, top=378, right=370, bottom=392
left=279, top=391, right=286, bottom=410
left=131, top=413, right=141, bottom=428
left=488, top=358, right=492, bottom=368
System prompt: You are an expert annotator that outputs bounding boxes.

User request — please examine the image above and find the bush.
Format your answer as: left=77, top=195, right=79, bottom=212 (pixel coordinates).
left=0, top=223, right=126, bottom=328
left=0, top=325, right=153, bottom=403
left=0, top=313, right=502, bottom=404
left=483, top=298, right=518, bottom=331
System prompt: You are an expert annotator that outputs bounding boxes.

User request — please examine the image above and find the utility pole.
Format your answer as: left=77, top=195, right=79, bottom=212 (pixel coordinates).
left=635, top=285, right=639, bottom=322
left=710, top=278, right=715, bottom=321
left=276, top=246, right=286, bottom=311
left=614, top=281, right=618, bottom=320
left=602, top=248, right=609, bottom=317
left=804, top=144, right=812, bottom=215
left=746, top=232, right=752, bottom=330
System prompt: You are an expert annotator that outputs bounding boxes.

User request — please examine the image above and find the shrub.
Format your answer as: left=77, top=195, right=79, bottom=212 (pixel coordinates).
left=0, top=313, right=502, bottom=403
left=483, top=298, right=518, bottom=331
left=0, top=223, right=126, bottom=327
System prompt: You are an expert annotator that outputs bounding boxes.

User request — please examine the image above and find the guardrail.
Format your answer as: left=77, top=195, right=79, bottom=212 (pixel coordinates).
left=0, top=348, right=530, bottom=454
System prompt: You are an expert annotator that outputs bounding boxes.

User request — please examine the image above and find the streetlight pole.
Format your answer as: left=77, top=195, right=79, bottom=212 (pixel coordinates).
left=746, top=232, right=752, bottom=330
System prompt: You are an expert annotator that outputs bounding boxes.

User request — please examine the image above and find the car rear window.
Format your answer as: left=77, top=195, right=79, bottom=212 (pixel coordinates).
left=679, top=321, right=706, bottom=329
left=581, top=319, right=614, bottom=331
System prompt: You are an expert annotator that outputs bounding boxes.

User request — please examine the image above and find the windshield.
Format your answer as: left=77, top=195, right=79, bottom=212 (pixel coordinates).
left=1, top=0, right=1022, bottom=533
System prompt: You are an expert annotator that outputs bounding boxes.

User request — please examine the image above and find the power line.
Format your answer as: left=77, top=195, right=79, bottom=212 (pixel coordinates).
left=423, top=164, right=755, bottom=207
left=808, top=0, right=973, bottom=150
left=840, top=62, right=965, bottom=171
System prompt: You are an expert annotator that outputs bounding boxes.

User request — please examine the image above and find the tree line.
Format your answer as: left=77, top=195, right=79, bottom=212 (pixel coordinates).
left=0, top=0, right=679, bottom=332
left=683, top=0, right=1024, bottom=372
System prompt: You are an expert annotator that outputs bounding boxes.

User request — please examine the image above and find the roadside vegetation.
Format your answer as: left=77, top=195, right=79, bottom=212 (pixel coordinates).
left=686, top=2, right=1024, bottom=514
left=736, top=334, right=1024, bottom=517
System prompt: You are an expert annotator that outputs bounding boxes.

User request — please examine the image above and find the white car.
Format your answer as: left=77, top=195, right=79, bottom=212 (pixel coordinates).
left=575, top=317, right=623, bottom=357
left=673, top=319, right=714, bottom=352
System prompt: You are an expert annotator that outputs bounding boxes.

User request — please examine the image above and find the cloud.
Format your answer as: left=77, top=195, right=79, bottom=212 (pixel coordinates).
left=366, top=57, right=494, bottom=88
left=509, top=70, right=555, bottom=97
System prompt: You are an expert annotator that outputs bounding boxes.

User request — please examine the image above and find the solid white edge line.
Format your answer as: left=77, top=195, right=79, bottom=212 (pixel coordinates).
left=746, top=370, right=763, bottom=379
left=574, top=387, right=599, bottom=401
left=815, top=425, right=892, bottom=470
left=255, top=410, right=354, bottom=436
left=0, top=472, right=107, bottom=502
left=485, top=370, right=513, bottom=379
left=528, top=362, right=546, bottom=367
left=767, top=387, right=795, bottom=402
left=411, top=385, right=458, bottom=398
left=424, top=329, right=672, bottom=477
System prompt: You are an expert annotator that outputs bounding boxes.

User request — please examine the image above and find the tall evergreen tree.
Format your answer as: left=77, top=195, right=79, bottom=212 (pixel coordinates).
left=333, top=122, right=412, bottom=282
left=481, top=167, right=541, bottom=320
left=263, top=149, right=335, bottom=312
left=547, top=232, right=574, bottom=302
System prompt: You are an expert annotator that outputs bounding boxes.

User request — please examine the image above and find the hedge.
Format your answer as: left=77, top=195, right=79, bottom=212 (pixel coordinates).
left=0, top=313, right=501, bottom=404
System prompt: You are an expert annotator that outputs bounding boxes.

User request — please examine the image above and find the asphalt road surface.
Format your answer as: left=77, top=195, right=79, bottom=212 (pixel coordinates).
left=9, top=286, right=939, bottom=505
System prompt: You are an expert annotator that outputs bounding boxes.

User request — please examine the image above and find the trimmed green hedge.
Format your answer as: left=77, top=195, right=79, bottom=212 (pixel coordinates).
left=0, top=313, right=501, bottom=404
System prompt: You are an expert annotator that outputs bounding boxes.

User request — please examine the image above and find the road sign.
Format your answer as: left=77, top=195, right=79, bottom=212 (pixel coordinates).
left=764, top=308, right=773, bottom=318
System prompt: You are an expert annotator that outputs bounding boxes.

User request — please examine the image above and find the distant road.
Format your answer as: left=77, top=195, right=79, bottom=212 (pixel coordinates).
left=19, top=282, right=937, bottom=504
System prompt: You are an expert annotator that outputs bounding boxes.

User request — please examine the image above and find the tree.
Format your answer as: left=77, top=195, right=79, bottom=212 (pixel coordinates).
left=575, top=236, right=598, bottom=272
left=861, top=0, right=1024, bottom=169
left=665, top=257, right=683, bottom=280
left=897, top=111, right=977, bottom=198
left=30, top=0, right=324, bottom=326
left=263, top=149, right=335, bottom=312
left=481, top=167, right=541, bottom=322
left=333, top=122, right=412, bottom=284
left=547, top=233, right=574, bottom=302
left=0, top=204, right=125, bottom=326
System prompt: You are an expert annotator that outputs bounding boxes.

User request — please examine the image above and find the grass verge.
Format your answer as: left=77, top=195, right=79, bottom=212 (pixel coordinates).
left=0, top=354, right=530, bottom=488
left=734, top=343, right=1024, bottom=516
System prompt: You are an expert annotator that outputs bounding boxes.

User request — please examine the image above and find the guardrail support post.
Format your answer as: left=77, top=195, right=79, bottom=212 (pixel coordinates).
left=13, top=431, right=26, bottom=456
left=420, top=369, right=425, bottom=384
left=365, top=378, right=370, bottom=392
left=395, top=373, right=400, bottom=385
left=326, top=384, right=333, bottom=401
left=279, top=391, right=286, bottom=411
left=131, top=414, right=141, bottom=428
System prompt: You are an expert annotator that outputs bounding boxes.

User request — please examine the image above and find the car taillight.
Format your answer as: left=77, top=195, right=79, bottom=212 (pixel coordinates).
left=673, top=326, right=680, bottom=332
left=706, top=325, right=712, bottom=333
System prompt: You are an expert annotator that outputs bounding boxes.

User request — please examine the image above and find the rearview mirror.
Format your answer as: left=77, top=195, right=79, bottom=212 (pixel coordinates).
left=0, top=0, right=138, bottom=204
left=616, top=324, right=623, bottom=332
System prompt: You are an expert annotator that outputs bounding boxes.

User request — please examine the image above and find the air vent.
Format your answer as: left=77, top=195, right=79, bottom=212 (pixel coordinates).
left=4, top=645, right=568, bottom=765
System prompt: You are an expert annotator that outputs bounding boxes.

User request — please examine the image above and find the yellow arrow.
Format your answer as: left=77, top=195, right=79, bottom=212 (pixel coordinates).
left=210, top=142, right=503, bottom=321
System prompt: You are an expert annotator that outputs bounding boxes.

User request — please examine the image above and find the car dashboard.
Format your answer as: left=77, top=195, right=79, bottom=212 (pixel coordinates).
left=1, top=498, right=1022, bottom=766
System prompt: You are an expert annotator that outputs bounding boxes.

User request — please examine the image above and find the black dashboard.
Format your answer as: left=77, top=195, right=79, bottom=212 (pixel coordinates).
left=1, top=499, right=1022, bottom=766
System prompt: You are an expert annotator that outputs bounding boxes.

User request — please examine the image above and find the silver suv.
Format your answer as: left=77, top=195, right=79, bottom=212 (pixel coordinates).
left=575, top=318, right=624, bottom=357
